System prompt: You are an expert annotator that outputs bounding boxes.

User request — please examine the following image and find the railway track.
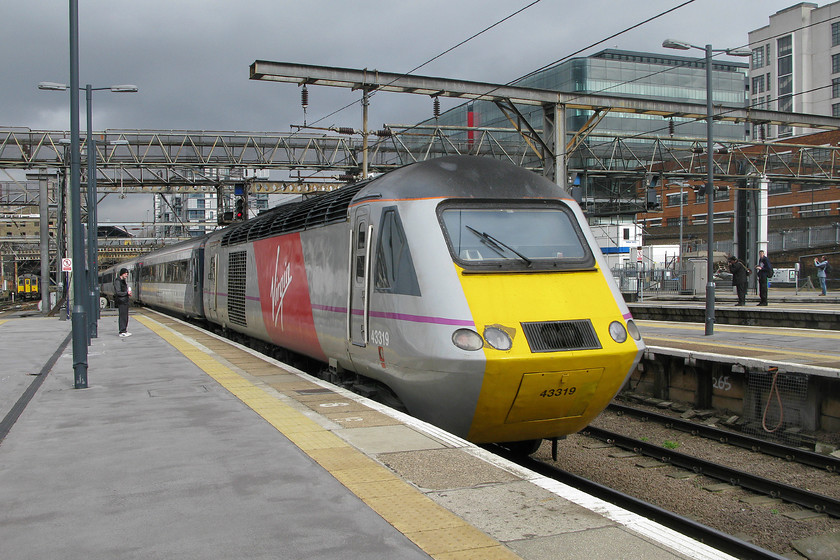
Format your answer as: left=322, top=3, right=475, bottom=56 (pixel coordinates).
left=580, top=425, right=840, bottom=518
left=493, top=445, right=789, bottom=560
left=521, top=401, right=840, bottom=556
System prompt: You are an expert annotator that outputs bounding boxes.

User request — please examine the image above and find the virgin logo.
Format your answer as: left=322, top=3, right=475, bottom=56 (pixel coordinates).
left=270, top=246, right=293, bottom=329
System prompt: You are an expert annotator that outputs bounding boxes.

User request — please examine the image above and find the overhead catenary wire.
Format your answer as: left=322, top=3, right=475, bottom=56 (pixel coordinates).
left=331, top=0, right=701, bottom=178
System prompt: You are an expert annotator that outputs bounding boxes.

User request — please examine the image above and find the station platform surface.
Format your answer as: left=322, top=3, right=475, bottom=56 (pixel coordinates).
left=629, top=292, right=840, bottom=377
left=0, top=309, right=732, bottom=560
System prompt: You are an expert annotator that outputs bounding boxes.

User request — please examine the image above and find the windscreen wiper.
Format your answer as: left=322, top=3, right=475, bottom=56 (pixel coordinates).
left=465, top=226, right=532, bottom=266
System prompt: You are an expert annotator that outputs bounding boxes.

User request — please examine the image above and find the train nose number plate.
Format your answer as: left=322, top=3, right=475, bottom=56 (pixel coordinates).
left=505, top=368, right=603, bottom=423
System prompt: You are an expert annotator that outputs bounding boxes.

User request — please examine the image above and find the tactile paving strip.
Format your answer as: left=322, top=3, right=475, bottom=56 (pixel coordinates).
left=135, top=313, right=521, bottom=559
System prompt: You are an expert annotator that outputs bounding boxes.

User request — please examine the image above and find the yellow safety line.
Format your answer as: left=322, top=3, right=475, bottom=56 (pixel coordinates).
left=637, top=320, right=840, bottom=340
left=135, top=314, right=520, bottom=560
left=643, top=335, right=840, bottom=361
left=0, top=320, right=7, bottom=327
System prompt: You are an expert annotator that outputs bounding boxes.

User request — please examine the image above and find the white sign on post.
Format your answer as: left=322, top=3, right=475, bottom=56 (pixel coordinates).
left=61, top=258, right=72, bottom=272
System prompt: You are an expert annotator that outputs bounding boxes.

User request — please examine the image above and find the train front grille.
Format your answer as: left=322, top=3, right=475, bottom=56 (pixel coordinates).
left=521, top=319, right=601, bottom=353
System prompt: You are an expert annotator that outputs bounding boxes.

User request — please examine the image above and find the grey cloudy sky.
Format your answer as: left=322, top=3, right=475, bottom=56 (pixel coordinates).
left=1, top=0, right=804, bottom=222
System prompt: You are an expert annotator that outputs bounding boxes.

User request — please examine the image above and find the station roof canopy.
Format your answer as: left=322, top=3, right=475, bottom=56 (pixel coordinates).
left=250, top=60, right=840, bottom=131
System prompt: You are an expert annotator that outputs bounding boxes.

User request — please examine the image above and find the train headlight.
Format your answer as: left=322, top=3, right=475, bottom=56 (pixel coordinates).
left=626, top=319, right=641, bottom=340
left=608, top=321, right=628, bottom=343
left=452, top=329, right=484, bottom=351
left=483, top=327, right=512, bottom=351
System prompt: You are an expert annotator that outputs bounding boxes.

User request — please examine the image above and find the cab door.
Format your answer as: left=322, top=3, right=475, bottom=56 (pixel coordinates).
left=348, top=206, right=372, bottom=347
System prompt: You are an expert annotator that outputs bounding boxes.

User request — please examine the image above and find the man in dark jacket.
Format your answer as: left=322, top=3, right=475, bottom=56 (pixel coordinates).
left=113, top=268, right=132, bottom=337
left=728, top=256, right=749, bottom=306
left=755, top=250, right=772, bottom=306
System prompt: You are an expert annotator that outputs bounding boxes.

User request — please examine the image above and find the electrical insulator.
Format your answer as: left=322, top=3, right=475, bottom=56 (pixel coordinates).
left=433, top=96, right=441, bottom=118
left=375, top=128, right=392, bottom=137
left=337, top=127, right=355, bottom=135
left=301, top=85, right=309, bottom=109
left=668, top=118, right=675, bottom=136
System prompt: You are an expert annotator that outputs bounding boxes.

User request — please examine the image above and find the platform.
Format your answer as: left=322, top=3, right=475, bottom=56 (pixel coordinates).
left=628, top=290, right=840, bottom=331
left=0, top=310, right=733, bottom=560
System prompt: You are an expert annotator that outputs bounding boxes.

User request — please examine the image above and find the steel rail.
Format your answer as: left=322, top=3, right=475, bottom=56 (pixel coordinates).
left=608, top=402, right=840, bottom=472
left=582, top=425, right=840, bottom=518
left=491, top=446, right=788, bottom=560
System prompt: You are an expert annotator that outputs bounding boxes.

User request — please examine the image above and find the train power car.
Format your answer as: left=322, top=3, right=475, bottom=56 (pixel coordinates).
left=113, top=156, right=644, bottom=447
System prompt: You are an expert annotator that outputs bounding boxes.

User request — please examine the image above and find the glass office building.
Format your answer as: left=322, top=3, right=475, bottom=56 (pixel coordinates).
left=426, top=49, right=749, bottom=164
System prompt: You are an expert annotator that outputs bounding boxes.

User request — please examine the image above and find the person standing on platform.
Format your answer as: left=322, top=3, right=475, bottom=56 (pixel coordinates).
left=728, top=256, right=750, bottom=306
left=815, top=255, right=829, bottom=296
left=113, top=268, right=132, bottom=337
left=755, top=250, right=772, bottom=306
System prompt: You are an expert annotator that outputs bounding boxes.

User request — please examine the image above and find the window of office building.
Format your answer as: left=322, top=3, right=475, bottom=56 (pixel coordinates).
left=768, top=181, right=791, bottom=194
left=800, top=203, right=832, bottom=217
left=800, top=182, right=829, bottom=192
left=834, top=103, right=840, bottom=117
left=834, top=53, right=840, bottom=74
left=752, top=75, right=765, bottom=94
left=666, top=192, right=689, bottom=207
left=752, top=46, right=765, bottom=69
left=834, top=22, right=840, bottom=47
left=768, top=206, right=794, bottom=219
left=187, top=209, right=204, bottom=220
left=834, top=78, right=840, bottom=98
left=778, top=35, right=792, bottom=57
left=777, top=36, right=792, bottom=74
left=778, top=95, right=793, bottom=112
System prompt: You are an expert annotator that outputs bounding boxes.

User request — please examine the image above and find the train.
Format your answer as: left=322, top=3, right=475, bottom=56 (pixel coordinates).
left=16, top=274, right=40, bottom=300
left=101, top=155, right=644, bottom=447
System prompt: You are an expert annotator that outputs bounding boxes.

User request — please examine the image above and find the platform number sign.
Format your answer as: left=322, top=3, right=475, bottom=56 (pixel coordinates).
left=61, top=258, right=72, bottom=272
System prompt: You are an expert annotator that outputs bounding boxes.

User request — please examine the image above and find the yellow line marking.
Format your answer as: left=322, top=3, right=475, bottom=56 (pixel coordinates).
left=643, top=335, right=840, bottom=361
left=637, top=320, right=840, bottom=340
left=134, top=314, right=519, bottom=559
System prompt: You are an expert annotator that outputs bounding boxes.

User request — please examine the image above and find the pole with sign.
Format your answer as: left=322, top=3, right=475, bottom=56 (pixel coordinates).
left=62, top=258, right=72, bottom=321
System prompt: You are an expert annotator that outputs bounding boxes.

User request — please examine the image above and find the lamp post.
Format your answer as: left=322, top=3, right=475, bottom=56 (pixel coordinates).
left=662, top=39, right=751, bottom=335
left=39, top=82, right=137, bottom=342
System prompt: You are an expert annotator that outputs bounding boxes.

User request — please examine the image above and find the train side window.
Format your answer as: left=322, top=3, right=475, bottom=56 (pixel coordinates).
left=357, top=222, right=366, bottom=250
left=374, top=208, right=421, bottom=296
left=355, top=221, right=367, bottom=280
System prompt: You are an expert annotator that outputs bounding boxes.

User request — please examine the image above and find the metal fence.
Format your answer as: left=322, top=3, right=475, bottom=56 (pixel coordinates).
left=742, top=370, right=810, bottom=446
left=610, top=265, right=704, bottom=297
left=618, top=222, right=840, bottom=296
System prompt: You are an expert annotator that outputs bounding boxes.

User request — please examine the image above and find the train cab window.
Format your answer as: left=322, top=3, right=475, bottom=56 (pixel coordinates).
left=438, top=201, right=595, bottom=272
left=374, top=208, right=421, bottom=296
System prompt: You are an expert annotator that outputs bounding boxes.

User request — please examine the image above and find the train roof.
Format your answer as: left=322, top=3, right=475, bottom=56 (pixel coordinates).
left=355, top=155, right=570, bottom=202
left=221, top=156, right=569, bottom=247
